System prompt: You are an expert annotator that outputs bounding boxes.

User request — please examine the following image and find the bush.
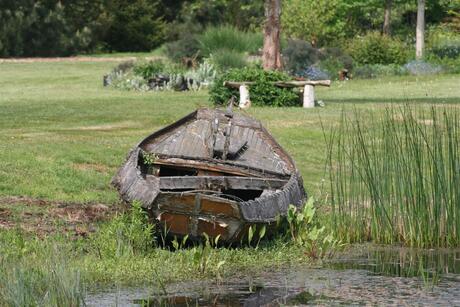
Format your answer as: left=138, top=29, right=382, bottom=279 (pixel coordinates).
left=209, top=67, right=299, bottom=107
left=427, top=25, right=460, bottom=59
left=165, top=35, right=201, bottom=62
left=283, top=41, right=353, bottom=80
left=105, top=59, right=217, bottom=91
left=209, top=49, right=248, bottom=71
left=347, top=32, right=409, bottom=65
left=283, top=39, right=320, bottom=75
left=133, top=60, right=166, bottom=79
left=199, top=25, right=262, bottom=56
left=427, top=57, right=460, bottom=74
left=430, top=44, right=460, bottom=59
left=317, top=49, right=354, bottom=80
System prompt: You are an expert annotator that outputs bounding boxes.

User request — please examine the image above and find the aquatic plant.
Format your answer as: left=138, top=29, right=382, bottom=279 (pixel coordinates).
left=326, top=105, right=460, bottom=248
left=90, top=201, right=155, bottom=258
left=285, top=198, right=342, bottom=259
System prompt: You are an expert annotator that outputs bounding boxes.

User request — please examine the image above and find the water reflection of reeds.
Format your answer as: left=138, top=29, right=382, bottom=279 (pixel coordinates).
left=330, top=246, right=460, bottom=284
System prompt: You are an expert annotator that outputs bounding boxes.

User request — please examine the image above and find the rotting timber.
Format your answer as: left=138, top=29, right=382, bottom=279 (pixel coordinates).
left=112, top=108, right=306, bottom=243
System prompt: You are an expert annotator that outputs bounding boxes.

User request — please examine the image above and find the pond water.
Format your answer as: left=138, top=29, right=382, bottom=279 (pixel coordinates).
left=86, top=246, right=460, bottom=306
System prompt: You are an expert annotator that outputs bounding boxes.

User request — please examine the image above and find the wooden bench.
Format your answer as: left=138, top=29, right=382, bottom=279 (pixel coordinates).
left=223, top=80, right=331, bottom=109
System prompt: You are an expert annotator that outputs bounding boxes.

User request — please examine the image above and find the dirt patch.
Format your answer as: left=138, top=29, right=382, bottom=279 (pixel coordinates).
left=73, top=162, right=110, bottom=173
left=268, top=119, right=316, bottom=128
left=0, top=196, right=125, bottom=237
left=64, top=121, right=138, bottom=131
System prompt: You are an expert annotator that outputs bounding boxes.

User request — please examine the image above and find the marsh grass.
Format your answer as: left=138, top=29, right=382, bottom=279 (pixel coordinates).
left=326, top=105, right=460, bottom=247
left=0, top=234, right=85, bottom=307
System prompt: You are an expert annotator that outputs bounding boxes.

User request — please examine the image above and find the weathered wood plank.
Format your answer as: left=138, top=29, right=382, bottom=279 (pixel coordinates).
left=155, top=176, right=287, bottom=190
left=223, top=80, right=331, bottom=88
left=153, top=157, right=287, bottom=178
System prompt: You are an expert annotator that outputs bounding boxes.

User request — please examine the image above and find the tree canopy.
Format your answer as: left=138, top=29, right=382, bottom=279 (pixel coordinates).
left=0, top=0, right=458, bottom=57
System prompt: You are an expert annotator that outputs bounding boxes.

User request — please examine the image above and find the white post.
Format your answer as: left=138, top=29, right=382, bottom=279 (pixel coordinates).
left=303, top=84, right=315, bottom=108
left=239, top=85, right=251, bottom=109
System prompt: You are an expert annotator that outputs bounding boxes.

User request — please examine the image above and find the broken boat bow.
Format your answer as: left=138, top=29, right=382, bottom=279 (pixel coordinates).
left=112, top=108, right=306, bottom=243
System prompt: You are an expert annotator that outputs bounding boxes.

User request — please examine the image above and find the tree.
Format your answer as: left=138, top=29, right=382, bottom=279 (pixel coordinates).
left=104, top=0, right=166, bottom=52
left=383, top=0, right=392, bottom=34
left=262, top=0, right=282, bottom=70
left=282, top=0, right=347, bottom=46
left=416, top=0, right=425, bottom=59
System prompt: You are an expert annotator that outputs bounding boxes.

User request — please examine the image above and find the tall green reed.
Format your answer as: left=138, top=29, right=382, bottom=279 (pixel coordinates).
left=326, top=105, right=460, bottom=248
left=0, top=239, right=85, bottom=307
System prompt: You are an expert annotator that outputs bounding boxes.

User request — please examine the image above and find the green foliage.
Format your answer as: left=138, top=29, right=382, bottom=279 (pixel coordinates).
left=283, top=39, right=320, bottom=75
left=199, top=25, right=262, bottom=57
left=347, top=32, right=410, bottom=65
left=427, top=56, right=460, bottom=74
left=286, top=198, right=342, bottom=259
left=282, top=0, right=346, bottom=46
left=142, top=152, right=158, bottom=166
left=425, top=24, right=460, bottom=73
left=103, top=0, right=165, bottom=52
left=0, top=231, right=85, bottom=307
left=283, top=41, right=353, bottom=79
left=133, top=60, right=166, bottom=80
left=209, top=67, right=299, bottom=107
left=192, top=233, right=225, bottom=277
left=0, top=1, right=93, bottom=57
left=209, top=49, right=248, bottom=71
left=178, top=1, right=264, bottom=32
left=327, top=106, right=460, bottom=247
left=0, top=261, right=85, bottom=307
left=165, top=35, right=202, bottom=62
left=90, top=201, right=154, bottom=258
left=427, top=25, right=460, bottom=59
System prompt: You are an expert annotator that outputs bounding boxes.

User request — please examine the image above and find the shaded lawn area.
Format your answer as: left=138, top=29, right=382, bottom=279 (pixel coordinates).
left=0, top=61, right=459, bottom=205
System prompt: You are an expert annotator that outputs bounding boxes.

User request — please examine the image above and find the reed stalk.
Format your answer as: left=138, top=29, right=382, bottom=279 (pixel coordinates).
left=326, top=105, right=460, bottom=248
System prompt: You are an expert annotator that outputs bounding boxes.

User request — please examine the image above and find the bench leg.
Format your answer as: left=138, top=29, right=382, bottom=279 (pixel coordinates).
left=303, top=84, right=315, bottom=108
left=239, top=85, right=251, bottom=109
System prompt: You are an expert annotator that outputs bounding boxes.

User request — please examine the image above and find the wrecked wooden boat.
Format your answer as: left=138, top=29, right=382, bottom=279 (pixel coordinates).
left=112, top=108, right=306, bottom=243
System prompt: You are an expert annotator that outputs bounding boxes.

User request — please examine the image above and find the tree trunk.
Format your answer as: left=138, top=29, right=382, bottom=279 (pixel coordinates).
left=416, top=0, right=425, bottom=59
left=383, top=0, right=392, bottom=35
left=262, top=0, right=282, bottom=70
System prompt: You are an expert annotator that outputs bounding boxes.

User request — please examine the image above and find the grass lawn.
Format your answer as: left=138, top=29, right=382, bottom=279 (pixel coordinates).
left=1, top=61, right=458, bottom=204
left=0, top=60, right=459, bottom=296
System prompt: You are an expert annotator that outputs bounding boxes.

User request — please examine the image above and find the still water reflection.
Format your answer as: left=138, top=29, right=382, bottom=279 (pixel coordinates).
left=86, top=246, right=460, bottom=306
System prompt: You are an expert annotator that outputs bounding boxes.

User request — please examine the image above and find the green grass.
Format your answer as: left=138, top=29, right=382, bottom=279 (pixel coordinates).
left=0, top=61, right=459, bottom=303
left=0, top=63, right=459, bottom=203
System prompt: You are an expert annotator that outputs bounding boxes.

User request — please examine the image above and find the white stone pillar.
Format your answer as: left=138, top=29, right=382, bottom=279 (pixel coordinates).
left=303, top=84, right=315, bottom=108
left=239, top=85, right=251, bottom=109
